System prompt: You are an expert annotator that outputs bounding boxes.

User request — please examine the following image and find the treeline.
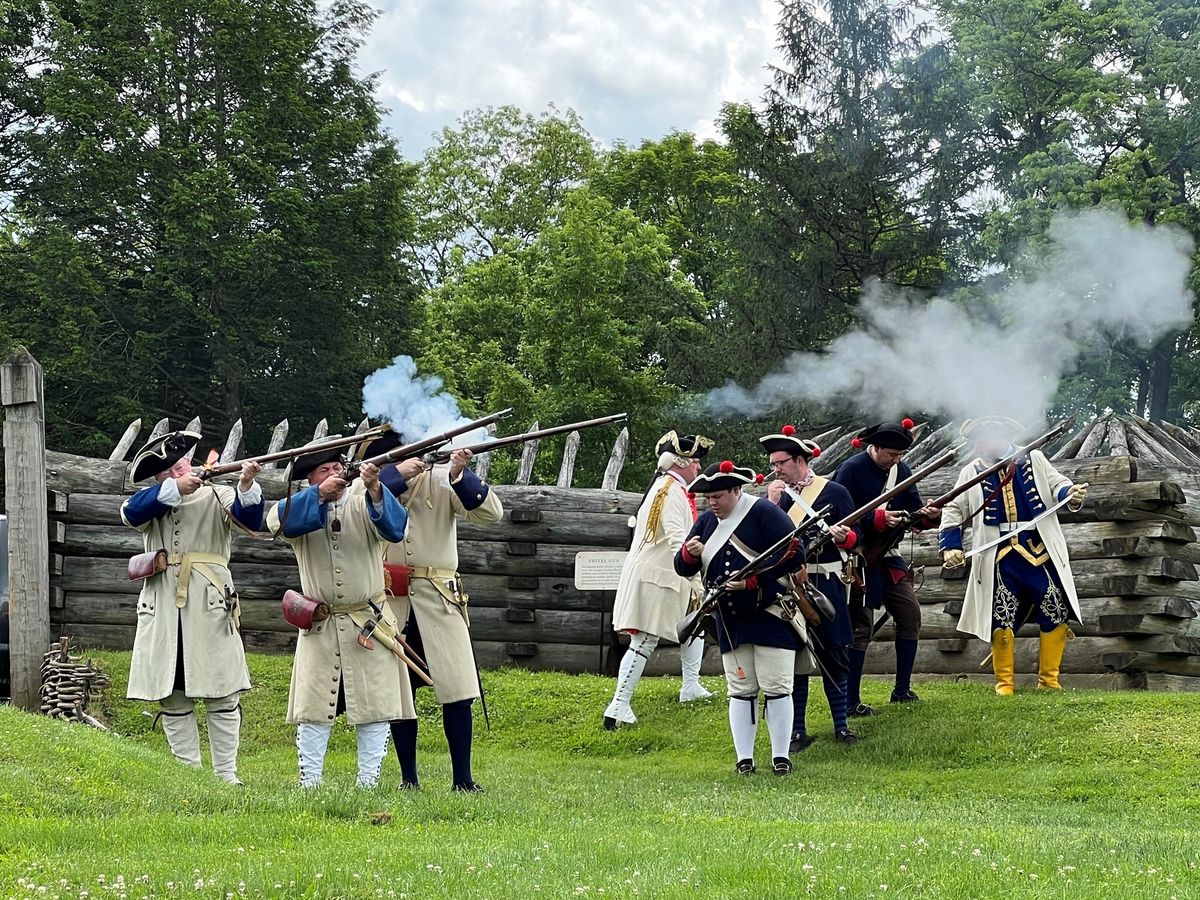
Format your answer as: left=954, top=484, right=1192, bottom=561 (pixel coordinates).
left=3, top=0, right=1199, bottom=488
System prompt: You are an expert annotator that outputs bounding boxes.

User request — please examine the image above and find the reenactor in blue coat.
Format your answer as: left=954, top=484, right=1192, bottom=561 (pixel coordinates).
left=674, top=461, right=807, bottom=776
left=833, top=420, right=940, bottom=715
left=761, top=426, right=861, bottom=749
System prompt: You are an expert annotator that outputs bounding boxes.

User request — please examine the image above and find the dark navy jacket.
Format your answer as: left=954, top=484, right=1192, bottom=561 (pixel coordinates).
left=674, top=496, right=806, bottom=653
left=778, top=478, right=856, bottom=647
left=833, top=451, right=925, bottom=608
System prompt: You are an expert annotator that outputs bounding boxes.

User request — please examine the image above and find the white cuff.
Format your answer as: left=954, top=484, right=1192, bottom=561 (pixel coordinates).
left=237, top=481, right=263, bottom=506
left=159, top=478, right=183, bottom=507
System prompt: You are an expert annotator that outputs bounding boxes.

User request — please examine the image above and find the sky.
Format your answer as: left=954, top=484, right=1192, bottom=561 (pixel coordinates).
left=354, top=0, right=783, bottom=157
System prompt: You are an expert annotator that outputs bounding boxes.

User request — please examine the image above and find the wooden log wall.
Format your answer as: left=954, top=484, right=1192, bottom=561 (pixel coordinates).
left=37, top=444, right=1200, bottom=690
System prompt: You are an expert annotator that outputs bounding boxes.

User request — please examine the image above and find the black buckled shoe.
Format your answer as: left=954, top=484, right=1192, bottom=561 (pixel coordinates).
left=399, top=780, right=421, bottom=791
left=834, top=729, right=860, bottom=746
left=603, top=716, right=618, bottom=731
left=789, top=730, right=817, bottom=754
left=452, top=781, right=485, bottom=793
left=772, top=756, right=793, bottom=776
left=849, top=702, right=879, bottom=717
left=734, top=758, right=756, bottom=775
left=890, top=689, right=921, bottom=703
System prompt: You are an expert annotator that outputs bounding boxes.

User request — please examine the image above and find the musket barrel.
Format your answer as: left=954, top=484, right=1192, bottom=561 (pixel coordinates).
left=425, top=413, right=627, bottom=462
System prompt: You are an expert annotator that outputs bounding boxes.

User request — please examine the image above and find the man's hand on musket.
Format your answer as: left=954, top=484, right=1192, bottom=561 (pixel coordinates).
left=360, top=462, right=383, bottom=503
left=766, top=478, right=788, bottom=504
left=397, top=458, right=426, bottom=480
left=913, top=505, right=942, bottom=530
left=238, top=460, right=262, bottom=492
left=449, top=448, right=474, bottom=479
left=829, top=524, right=851, bottom=543
left=881, top=509, right=906, bottom=528
left=176, top=470, right=203, bottom=496
left=318, top=474, right=348, bottom=503
left=685, top=537, right=705, bottom=558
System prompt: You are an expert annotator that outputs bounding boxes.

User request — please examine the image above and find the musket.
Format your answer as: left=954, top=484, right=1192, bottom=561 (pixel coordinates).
left=858, top=419, right=1071, bottom=568
left=806, top=446, right=961, bottom=567
left=195, top=428, right=390, bottom=480
left=676, top=506, right=832, bottom=646
left=421, top=413, right=628, bottom=463
left=342, top=408, right=515, bottom=481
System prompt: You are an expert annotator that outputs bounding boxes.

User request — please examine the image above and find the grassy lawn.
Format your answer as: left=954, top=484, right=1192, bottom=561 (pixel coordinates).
left=2, top=651, right=1199, bottom=898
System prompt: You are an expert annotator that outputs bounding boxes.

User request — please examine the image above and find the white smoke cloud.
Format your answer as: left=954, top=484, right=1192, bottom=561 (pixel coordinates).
left=707, top=208, right=1196, bottom=428
left=362, top=355, right=485, bottom=444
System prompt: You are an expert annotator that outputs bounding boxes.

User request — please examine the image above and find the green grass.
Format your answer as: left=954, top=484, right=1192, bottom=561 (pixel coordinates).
left=2, top=652, right=1200, bottom=898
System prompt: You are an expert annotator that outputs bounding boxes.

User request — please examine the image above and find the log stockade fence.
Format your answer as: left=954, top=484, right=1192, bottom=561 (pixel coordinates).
left=5, top=348, right=1200, bottom=711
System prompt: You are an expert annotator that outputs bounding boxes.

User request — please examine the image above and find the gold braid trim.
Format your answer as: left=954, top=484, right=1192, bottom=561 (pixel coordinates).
left=642, top=476, right=675, bottom=545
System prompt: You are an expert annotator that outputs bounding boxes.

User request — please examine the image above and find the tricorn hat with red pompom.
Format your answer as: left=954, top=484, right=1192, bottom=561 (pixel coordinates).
left=687, top=459, right=756, bottom=494
left=759, top=423, right=822, bottom=461
left=854, top=418, right=916, bottom=452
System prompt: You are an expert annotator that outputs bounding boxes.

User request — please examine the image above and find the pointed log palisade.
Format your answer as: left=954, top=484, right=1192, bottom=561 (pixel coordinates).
left=5, top=376, right=1200, bottom=691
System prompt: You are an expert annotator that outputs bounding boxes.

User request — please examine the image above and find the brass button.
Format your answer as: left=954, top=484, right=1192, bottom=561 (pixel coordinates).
left=335, top=568, right=342, bottom=574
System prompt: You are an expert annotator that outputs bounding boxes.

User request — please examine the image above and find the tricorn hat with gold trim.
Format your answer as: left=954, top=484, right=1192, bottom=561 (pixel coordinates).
left=656, top=430, right=714, bottom=460
left=129, top=431, right=201, bottom=482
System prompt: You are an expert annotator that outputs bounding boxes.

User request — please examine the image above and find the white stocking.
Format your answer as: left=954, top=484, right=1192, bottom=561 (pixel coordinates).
left=296, top=723, right=333, bottom=788
left=764, top=694, right=794, bottom=760
left=728, top=694, right=758, bottom=762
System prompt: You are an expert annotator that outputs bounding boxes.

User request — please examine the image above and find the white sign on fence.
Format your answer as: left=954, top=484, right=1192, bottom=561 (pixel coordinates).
left=574, top=550, right=628, bottom=591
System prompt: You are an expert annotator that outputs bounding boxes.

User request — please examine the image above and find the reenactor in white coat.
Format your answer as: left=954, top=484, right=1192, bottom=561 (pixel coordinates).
left=939, top=417, right=1088, bottom=694
left=371, top=432, right=503, bottom=793
left=267, top=438, right=415, bottom=788
left=121, top=431, right=264, bottom=785
left=602, top=431, right=714, bottom=730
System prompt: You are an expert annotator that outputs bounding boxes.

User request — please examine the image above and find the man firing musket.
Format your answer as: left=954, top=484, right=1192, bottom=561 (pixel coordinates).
left=369, top=411, right=627, bottom=792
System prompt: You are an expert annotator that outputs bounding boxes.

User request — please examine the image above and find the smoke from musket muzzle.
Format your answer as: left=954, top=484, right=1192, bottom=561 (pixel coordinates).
left=362, top=355, right=485, bottom=444
left=706, top=208, right=1196, bottom=428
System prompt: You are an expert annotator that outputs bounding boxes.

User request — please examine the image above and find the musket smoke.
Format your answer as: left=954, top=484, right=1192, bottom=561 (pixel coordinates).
left=707, top=208, right=1196, bottom=428
left=362, top=355, right=484, bottom=443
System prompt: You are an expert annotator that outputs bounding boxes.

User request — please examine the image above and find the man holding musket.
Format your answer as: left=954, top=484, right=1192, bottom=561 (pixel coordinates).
left=365, top=429, right=502, bottom=793
left=603, top=430, right=715, bottom=731
left=121, top=430, right=264, bottom=785
left=833, top=419, right=940, bottom=714
left=762, top=425, right=861, bottom=749
left=674, top=460, right=808, bottom=776
left=267, top=437, right=414, bottom=788
left=939, top=417, right=1087, bottom=694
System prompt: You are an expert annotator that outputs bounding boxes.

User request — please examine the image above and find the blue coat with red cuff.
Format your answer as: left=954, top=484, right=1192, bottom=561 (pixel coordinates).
left=778, top=479, right=857, bottom=647
left=674, top=496, right=806, bottom=653
left=832, top=451, right=926, bottom=608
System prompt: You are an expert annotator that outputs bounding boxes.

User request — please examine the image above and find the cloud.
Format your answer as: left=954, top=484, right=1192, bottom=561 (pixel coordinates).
left=354, top=0, right=780, bottom=154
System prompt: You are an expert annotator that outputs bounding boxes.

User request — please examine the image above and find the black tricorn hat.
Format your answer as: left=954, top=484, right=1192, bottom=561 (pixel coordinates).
left=687, top=460, right=761, bottom=494
left=129, top=431, right=201, bottom=482
left=854, top=419, right=916, bottom=452
left=759, top=424, right=822, bottom=460
left=656, top=430, right=714, bottom=460
left=286, top=436, right=348, bottom=483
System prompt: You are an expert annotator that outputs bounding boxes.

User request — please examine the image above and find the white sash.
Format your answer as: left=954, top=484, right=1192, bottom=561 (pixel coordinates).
left=700, top=492, right=756, bottom=573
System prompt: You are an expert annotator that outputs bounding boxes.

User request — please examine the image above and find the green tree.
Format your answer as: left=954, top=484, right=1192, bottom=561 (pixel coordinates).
left=0, top=0, right=419, bottom=454
left=935, top=0, right=1200, bottom=423
left=418, top=188, right=705, bottom=487
left=405, top=105, right=598, bottom=290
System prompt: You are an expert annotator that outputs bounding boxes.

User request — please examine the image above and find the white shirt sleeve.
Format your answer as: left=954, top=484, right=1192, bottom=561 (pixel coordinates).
left=158, top=477, right=183, bottom=507
left=236, top=481, right=263, bottom=506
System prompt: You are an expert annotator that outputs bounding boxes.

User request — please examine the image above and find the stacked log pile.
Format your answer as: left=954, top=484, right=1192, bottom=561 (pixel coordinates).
left=39, top=637, right=110, bottom=727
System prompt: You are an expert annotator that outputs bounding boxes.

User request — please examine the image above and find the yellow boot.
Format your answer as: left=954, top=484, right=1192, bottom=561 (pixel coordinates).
left=991, top=628, right=1015, bottom=696
left=1038, top=624, right=1070, bottom=689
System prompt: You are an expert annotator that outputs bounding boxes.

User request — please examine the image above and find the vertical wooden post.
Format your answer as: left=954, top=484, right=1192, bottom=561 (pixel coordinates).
left=601, top=427, right=629, bottom=491
left=515, top=422, right=540, bottom=486
left=556, top=430, right=581, bottom=488
left=2, top=347, right=50, bottom=711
